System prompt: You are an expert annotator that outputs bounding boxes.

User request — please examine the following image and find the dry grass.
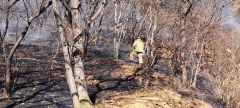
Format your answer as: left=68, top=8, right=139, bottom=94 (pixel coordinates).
left=97, top=88, right=213, bottom=108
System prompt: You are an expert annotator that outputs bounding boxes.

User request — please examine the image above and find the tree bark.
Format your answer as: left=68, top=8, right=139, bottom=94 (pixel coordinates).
left=71, top=0, right=84, bottom=56
left=52, top=1, right=82, bottom=107
left=54, top=0, right=107, bottom=107
left=70, top=0, right=92, bottom=105
left=113, top=1, right=124, bottom=60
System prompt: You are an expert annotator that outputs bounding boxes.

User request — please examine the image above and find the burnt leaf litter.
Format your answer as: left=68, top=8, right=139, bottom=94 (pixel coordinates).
left=0, top=44, right=220, bottom=108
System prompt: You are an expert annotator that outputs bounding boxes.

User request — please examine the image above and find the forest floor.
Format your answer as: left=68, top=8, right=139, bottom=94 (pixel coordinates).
left=0, top=44, right=223, bottom=108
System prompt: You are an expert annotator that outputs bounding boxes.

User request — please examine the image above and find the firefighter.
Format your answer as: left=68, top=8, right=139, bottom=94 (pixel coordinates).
left=129, top=36, right=144, bottom=65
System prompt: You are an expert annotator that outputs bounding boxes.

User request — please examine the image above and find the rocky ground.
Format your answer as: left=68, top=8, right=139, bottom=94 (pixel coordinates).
left=0, top=44, right=221, bottom=108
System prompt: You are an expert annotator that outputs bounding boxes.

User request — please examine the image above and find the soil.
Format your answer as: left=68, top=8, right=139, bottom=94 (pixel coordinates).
left=0, top=44, right=222, bottom=108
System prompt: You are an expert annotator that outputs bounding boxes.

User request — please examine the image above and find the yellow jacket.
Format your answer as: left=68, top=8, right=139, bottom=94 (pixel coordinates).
left=133, top=39, right=144, bottom=52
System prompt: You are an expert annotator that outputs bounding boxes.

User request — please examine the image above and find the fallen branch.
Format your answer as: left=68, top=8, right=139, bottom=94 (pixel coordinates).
left=17, top=58, right=40, bottom=62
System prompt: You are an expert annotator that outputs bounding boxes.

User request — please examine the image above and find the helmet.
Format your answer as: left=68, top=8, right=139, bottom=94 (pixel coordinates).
left=137, top=36, right=141, bottom=39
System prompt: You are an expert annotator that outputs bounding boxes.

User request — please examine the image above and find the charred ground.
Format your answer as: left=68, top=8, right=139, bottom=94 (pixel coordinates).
left=0, top=44, right=222, bottom=108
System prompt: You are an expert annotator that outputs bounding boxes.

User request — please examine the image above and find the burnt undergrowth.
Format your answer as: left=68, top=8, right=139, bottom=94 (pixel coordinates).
left=0, top=44, right=222, bottom=107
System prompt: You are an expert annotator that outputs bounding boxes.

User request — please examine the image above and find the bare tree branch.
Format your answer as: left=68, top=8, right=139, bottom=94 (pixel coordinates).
left=60, top=0, right=71, bottom=13
left=88, top=0, right=108, bottom=24
left=8, top=0, right=20, bottom=9
left=0, top=0, right=20, bottom=46
left=23, top=0, right=29, bottom=22
left=89, top=0, right=100, bottom=19
left=72, top=0, right=108, bottom=45
left=136, top=7, right=150, bottom=36
left=4, top=0, right=52, bottom=97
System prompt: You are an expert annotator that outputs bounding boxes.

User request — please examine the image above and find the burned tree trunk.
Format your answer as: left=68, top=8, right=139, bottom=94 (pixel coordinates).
left=53, top=0, right=107, bottom=107
left=52, top=1, right=83, bottom=107
left=113, top=1, right=126, bottom=60
left=70, top=0, right=92, bottom=105
left=146, top=7, right=157, bottom=66
left=53, top=0, right=91, bottom=107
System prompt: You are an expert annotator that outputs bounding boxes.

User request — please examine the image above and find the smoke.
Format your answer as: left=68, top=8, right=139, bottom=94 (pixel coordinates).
left=222, top=4, right=240, bottom=31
